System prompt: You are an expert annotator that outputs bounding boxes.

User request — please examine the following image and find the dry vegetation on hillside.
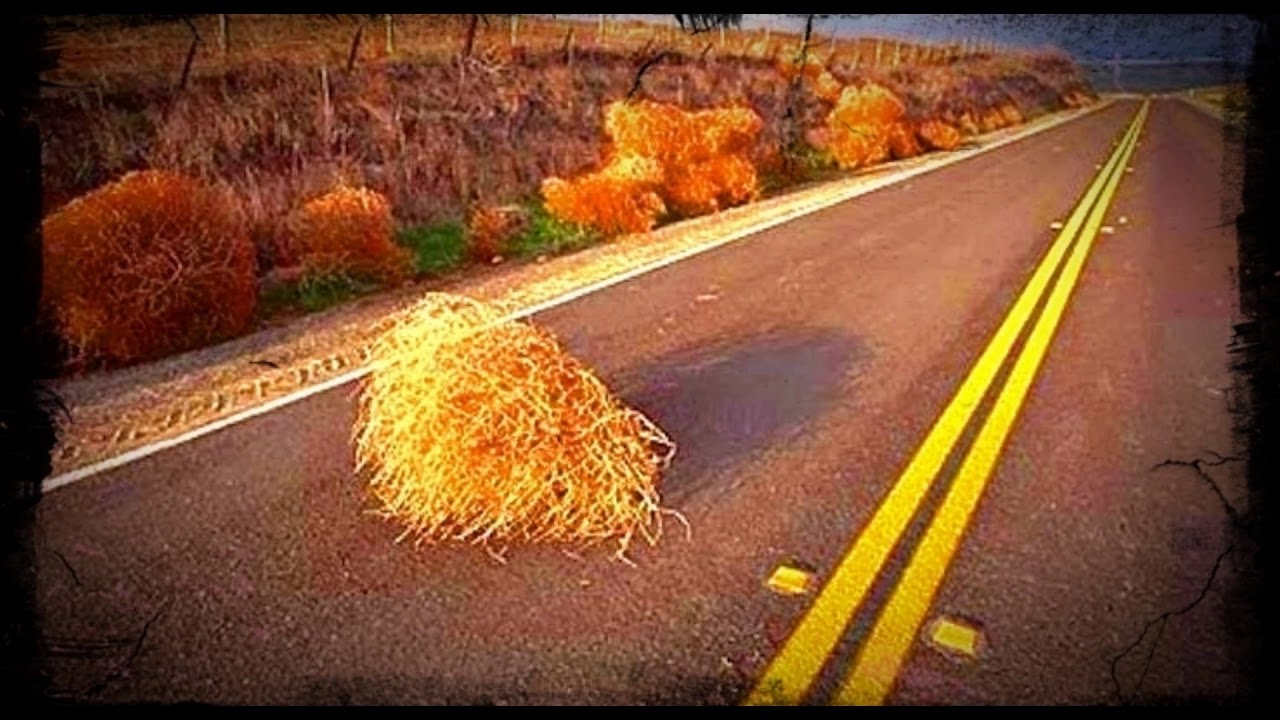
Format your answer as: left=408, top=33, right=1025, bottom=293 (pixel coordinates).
left=37, top=14, right=1096, bottom=372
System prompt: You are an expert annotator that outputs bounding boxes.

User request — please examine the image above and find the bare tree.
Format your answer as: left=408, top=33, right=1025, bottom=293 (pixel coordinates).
left=346, top=17, right=368, bottom=71
left=674, top=14, right=743, bottom=34
left=177, top=17, right=201, bottom=91
left=462, top=14, right=493, bottom=59
left=780, top=14, right=822, bottom=179
left=318, top=14, right=385, bottom=71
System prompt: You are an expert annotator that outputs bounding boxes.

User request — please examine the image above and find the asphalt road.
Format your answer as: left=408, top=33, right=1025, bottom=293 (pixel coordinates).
left=31, top=98, right=1255, bottom=705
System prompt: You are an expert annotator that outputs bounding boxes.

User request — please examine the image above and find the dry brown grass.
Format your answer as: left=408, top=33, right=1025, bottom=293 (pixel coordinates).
left=352, top=293, right=678, bottom=559
left=44, top=15, right=961, bottom=85
left=39, top=16, right=1096, bottom=275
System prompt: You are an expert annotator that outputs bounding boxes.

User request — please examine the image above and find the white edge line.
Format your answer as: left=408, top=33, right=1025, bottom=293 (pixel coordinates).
left=42, top=100, right=1117, bottom=495
left=42, top=367, right=372, bottom=493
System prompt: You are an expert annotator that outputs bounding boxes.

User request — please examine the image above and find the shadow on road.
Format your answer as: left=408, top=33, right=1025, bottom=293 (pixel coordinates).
left=613, top=326, right=869, bottom=507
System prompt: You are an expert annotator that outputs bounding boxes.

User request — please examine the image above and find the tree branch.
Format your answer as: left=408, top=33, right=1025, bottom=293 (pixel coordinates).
left=627, top=51, right=671, bottom=102
left=176, top=17, right=201, bottom=91
left=347, top=18, right=367, bottom=72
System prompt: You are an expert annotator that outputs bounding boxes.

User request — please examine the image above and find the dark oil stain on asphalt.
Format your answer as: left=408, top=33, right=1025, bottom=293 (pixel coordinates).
left=613, top=327, right=869, bottom=507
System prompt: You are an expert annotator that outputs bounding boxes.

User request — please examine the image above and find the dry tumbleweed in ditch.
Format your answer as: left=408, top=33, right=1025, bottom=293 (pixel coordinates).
left=353, top=292, right=680, bottom=560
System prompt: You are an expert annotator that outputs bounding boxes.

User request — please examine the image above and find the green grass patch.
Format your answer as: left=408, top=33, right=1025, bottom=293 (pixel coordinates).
left=259, top=280, right=301, bottom=318
left=260, top=270, right=380, bottom=316
left=505, top=202, right=602, bottom=259
left=397, top=219, right=467, bottom=276
left=295, top=272, right=379, bottom=313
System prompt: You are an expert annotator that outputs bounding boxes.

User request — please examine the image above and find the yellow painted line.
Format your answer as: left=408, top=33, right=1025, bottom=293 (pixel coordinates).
left=832, top=100, right=1149, bottom=706
left=741, top=107, right=1148, bottom=706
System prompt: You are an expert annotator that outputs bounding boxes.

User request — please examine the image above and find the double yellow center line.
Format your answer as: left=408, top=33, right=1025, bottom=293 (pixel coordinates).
left=744, top=100, right=1150, bottom=706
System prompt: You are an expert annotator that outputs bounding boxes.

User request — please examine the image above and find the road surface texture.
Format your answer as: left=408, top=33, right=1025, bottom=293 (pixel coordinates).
left=32, top=98, right=1255, bottom=705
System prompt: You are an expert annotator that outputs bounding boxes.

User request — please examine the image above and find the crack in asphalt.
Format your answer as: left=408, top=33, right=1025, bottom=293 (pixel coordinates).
left=46, top=597, right=173, bottom=702
left=1110, top=543, right=1236, bottom=705
left=1151, top=451, right=1252, bottom=538
left=1110, top=451, right=1251, bottom=705
left=52, top=548, right=81, bottom=586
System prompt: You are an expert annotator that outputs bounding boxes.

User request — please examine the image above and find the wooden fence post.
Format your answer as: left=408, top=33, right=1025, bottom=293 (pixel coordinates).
left=874, top=38, right=882, bottom=67
left=510, top=15, right=519, bottom=47
left=598, top=14, right=606, bottom=45
left=319, top=65, right=332, bottom=152
left=218, top=14, right=229, bottom=55
left=563, top=27, right=575, bottom=67
left=385, top=14, right=395, bottom=55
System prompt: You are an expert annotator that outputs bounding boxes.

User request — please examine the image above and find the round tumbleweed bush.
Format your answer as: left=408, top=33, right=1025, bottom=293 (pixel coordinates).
left=41, top=170, right=257, bottom=368
left=352, top=293, right=678, bottom=557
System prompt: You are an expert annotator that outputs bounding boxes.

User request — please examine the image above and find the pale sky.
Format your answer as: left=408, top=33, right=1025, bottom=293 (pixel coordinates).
left=561, top=14, right=1257, bottom=65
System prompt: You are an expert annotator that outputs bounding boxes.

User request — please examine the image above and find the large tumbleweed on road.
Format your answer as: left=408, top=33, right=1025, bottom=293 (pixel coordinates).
left=353, top=293, right=678, bottom=559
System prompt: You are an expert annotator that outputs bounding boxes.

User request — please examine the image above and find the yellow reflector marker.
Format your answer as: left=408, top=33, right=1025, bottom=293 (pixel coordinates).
left=767, top=564, right=816, bottom=596
left=927, top=617, right=982, bottom=660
